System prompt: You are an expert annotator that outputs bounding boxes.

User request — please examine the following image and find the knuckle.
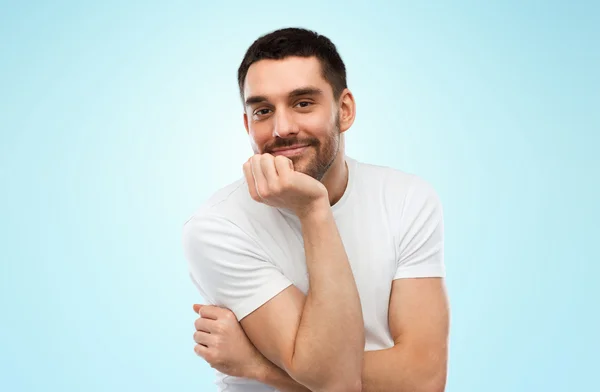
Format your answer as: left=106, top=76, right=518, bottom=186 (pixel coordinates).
left=206, top=305, right=219, bottom=314
left=257, top=186, right=270, bottom=198
left=224, top=310, right=237, bottom=322
left=268, top=183, right=281, bottom=194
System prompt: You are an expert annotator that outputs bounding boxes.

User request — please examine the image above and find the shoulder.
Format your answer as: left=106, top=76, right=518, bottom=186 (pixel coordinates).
left=181, top=177, right=279, bottom=250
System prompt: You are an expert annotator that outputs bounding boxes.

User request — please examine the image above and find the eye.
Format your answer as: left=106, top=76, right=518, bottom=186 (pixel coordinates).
left=253, top=108, right=272, bottom=117
left=296, top=101, right=312, bottom=108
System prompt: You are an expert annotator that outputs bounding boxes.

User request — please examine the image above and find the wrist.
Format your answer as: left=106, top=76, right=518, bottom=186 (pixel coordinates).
left=296, top=197, right=331, bottom=222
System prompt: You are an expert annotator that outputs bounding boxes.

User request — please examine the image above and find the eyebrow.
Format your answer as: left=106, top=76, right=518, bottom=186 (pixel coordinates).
left=244, top=87, right=323, bottom=107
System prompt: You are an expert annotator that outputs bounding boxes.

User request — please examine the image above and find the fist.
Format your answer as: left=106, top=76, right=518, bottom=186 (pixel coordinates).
left=243, top=154, right=328, bottom=217
left=192, top=304, right=266, bottom=379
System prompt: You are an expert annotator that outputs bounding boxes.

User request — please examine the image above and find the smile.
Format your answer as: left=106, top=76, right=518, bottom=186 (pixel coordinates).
left=271, top=145, right=310, bottom=157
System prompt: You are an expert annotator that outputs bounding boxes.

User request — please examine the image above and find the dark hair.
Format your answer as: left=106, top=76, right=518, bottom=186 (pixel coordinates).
left=237, top=27, right=347, bottom=101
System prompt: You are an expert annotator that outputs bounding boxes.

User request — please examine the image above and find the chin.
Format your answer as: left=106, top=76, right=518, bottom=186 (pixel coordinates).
left=290, top=154, right=314, bottom=171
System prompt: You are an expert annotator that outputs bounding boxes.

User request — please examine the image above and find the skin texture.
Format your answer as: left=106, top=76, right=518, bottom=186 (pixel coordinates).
left=192, top=55, right=450, bottom=391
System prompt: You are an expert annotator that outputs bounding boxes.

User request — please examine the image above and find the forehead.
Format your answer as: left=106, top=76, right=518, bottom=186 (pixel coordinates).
left=243, top=56, right=332, bottom=100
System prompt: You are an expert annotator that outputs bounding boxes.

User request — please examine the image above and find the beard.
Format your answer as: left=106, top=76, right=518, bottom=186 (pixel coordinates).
left=264, top=114, right=341, bottom=181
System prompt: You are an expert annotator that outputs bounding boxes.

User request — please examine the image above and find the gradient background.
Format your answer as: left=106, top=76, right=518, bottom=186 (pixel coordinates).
left=1, top=1, right=598, bottom=391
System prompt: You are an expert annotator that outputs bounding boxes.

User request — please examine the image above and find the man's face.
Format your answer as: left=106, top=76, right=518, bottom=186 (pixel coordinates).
left=243, top=56, right=341, bottom=181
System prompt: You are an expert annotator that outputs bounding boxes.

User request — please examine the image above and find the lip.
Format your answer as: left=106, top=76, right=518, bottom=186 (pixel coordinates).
left=271, top=145, right=310, bottom=157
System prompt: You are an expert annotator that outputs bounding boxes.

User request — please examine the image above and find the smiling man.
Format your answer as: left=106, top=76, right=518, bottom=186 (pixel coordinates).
left=182, top=27, right=449, bottom=392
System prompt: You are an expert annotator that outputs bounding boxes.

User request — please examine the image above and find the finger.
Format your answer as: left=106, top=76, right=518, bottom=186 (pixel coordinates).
left=274, top=155, right=294, bottom=180
left=193, top=330, right=214, bottom=346
left=250, top=154, right=268, bottom=199
left=194, top=316, right=218, bottom=333
left=260, top=153, right=278, bottom=186
left=193, top=304, right=202, bottom=314
left=196, top=305, right=224, bottom=320
left=194, top=343, right=210, bottom=358
left=243, top=159, right=260, bottom=201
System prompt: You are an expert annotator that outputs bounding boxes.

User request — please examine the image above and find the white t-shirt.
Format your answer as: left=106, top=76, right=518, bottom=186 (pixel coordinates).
left=182, top=155, right=445, bottom=391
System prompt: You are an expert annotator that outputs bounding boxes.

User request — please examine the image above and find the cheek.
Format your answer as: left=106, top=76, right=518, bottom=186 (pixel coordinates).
left=248, top=126, right=269, bottom=153
left=294, top=111, right=333, bottom=135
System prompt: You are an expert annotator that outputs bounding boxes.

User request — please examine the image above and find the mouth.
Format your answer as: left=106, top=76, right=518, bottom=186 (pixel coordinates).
left=270, top=145, right=310, bottom=157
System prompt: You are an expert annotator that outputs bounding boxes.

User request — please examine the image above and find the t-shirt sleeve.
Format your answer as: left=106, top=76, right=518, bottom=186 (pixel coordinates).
left=394, top=176, right=446, bottom=280
left=182, top=213, right=293, bottom=321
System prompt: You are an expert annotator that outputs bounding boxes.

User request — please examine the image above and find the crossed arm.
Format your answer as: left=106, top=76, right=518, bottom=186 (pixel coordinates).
left=248, top=277, right=449, bottom=392
left=234, top=186, right=449, bottom=391
left=185, top=171, right=448, bottom=391
left=190, top=208, right=449, bottom=392
left=240, top=205, right=365, bottom=392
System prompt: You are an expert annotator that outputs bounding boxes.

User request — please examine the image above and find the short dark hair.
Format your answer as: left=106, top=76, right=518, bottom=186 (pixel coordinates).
left=237, top=27, right=347, bottom=102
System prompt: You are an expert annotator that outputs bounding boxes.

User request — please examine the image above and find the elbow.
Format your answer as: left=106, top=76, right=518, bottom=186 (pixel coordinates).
left=427, top=380, right=446, bottom=392
left=420, top=367, right=447, bottom=392
left=291, top=373, right=362, bottom=392
left=288, top=362, right=361, bottom=392
left=325, top=378, right=362, bottom=392
left=425, top=381, right=445, bottom=392
left=401, top=351, right=446, bottom=392
left=286, top=348, right=363, bottom=392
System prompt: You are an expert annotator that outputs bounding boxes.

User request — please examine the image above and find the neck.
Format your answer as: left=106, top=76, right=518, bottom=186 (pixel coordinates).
left=321, top=150, right=348, bottom=206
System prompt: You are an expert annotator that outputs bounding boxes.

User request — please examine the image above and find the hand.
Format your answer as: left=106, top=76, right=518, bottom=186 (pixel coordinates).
left=243, top=154, right=329, bottom=218
left=192, top=304, right=268, bottom=380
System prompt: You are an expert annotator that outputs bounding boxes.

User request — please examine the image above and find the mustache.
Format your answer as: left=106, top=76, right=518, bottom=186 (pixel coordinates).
left=264, top=137, right=319, bottom=153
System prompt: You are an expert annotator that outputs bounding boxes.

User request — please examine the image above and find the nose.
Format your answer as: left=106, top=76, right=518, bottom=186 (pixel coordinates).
left=272, top=109, right=299, bottom=138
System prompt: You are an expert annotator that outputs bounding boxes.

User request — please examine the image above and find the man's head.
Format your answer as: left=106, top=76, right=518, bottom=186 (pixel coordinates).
left=238, top=28, right=355, bottom=181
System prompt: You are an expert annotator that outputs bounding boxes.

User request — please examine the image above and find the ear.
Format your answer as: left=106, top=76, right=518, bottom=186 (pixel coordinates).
left=338, top=88, right=356, bottom=133
left=243, top=112, right=250, bottom=134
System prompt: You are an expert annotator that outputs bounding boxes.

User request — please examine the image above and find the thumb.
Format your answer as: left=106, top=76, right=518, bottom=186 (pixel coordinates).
left=193, top=304, right=203, bottom=314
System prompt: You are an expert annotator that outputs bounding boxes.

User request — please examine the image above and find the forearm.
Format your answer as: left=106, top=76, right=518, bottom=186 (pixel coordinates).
left=257, top=345, right=445, bottom=392
left=362, top=345, right=447, bottom=392
left=290, top=203, right=364, bottom=390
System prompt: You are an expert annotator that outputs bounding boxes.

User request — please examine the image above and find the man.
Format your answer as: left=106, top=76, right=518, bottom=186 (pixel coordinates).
left=182, top=27, right=449, bottom=392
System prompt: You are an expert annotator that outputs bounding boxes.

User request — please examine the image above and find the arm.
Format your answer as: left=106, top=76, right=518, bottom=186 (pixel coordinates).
left=186, top=154, right=364, bottom=392
left=251, top=278, right=449, bottom=392
left=241, top=205, right=364, bottom=392
left=361, top=278, right=449, bottom=391
left=185, top=208, right=363, bottom=391
left=239, top=154, right=364, bottom=392
left=362, top=175, right=449, bottom=391
left=254, top=175, right=449, bottom=392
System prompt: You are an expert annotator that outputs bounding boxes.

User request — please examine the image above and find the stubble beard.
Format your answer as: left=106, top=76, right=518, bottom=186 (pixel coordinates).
left=292, top=115, right=341, bottom=181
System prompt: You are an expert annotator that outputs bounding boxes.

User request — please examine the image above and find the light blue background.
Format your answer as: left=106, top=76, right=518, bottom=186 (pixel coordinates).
left=1, top=1, right=598, bottom=391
